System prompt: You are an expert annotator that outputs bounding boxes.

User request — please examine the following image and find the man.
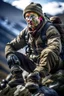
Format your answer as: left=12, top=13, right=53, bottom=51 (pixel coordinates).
left=5, top=2, right=62, bottom=96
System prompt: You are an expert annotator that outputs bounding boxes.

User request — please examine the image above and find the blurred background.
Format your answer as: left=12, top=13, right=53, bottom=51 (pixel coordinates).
left=0, top=0, right=64, bottom=81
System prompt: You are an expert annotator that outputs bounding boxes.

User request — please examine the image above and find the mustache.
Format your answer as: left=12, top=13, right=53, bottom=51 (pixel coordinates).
left=27, top=21, right=33, bottom=25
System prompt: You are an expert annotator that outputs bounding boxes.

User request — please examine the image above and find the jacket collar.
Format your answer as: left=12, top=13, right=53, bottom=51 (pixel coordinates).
left=28, top=19, right=48, bottom=38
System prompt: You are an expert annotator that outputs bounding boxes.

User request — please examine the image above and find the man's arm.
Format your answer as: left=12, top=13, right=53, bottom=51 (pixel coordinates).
left=5, top=28, right=27, bottom=57
left=34, top=26, right=62, bottom=76
left=46, top=26, right=62, bottom=54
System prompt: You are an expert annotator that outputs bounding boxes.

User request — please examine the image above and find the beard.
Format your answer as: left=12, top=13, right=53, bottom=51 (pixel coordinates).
left=27, top=20, right=43, bottom=37
left=27, top=21, right=39, bottom=31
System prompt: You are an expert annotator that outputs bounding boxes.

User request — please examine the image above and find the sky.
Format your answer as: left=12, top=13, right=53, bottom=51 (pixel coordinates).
left=3, top=0, right=64, bottom=15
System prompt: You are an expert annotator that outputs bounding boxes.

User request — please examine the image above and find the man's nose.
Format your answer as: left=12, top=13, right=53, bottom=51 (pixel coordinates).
left=28, top=16, right=32, bottom=21
left=27, top=17, right=32, bottom=23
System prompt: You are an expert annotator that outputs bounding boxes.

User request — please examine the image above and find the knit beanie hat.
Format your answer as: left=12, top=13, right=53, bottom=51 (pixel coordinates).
left=23, top=2, right=43, bottom=18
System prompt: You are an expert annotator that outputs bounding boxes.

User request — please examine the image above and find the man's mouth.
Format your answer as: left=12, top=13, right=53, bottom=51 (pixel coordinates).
left=29, top=21, right=33, bottom=25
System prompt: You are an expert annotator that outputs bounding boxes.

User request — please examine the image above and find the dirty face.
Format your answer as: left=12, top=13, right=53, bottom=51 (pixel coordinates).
left=25, top=12, right=41, bottom=31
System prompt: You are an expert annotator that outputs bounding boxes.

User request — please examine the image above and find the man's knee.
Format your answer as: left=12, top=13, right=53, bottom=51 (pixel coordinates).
left=41, top=48, right=54, bottom=57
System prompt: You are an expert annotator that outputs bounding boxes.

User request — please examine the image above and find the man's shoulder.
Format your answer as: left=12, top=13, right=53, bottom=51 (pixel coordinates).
left=19, top=27, right=28, bottom=36
left=20, top=27, right=27, bottom=33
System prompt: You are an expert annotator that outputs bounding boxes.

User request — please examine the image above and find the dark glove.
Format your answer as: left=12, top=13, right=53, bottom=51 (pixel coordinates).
left=6, top=54, right=24, bottom=88
left=7, top=54, right=23, bottom=74
left=27, top=72, right=40, bottom=83
left=7, top=54, right=20, bottom=68
left=25, top=71, right=41, bottom=92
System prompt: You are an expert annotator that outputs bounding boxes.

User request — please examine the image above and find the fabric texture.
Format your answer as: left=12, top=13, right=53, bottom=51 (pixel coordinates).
left=23, top=2, right=43, bottom=18
left=5, top=20, right=62, bottom=77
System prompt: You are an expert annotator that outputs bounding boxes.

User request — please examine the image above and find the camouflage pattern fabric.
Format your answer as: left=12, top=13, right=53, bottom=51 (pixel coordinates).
left=0, top=85, right=32, bottom=96
left=0, top=85, right=45, bottom=96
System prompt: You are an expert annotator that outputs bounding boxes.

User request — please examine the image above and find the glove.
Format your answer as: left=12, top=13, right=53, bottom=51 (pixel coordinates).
left=7, top=54, right=23, bottom=74
left=25, top=71, right=41, bottom=92
left=7, top=54, right=20, bottom=68
left=27, top=72, right=40, bottom=83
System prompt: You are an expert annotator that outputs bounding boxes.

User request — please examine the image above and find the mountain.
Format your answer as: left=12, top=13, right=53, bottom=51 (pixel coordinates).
left=0, top=0, right=26, bottom=81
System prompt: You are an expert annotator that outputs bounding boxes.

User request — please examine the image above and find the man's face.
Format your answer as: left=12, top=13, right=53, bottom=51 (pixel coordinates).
left=25, top=12, right=41, bottom=30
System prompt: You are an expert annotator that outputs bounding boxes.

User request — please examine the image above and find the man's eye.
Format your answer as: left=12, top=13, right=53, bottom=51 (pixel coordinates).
left=25, top=16, right=29, bottom=20
left=30, top=15, right=35, bottom=18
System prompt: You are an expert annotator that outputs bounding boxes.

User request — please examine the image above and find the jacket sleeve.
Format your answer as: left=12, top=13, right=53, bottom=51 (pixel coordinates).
left=5, top=28, right=27, bottom=57
left=46, top=25, right=62, bottom=54
left=34, top=26, right=62, bottom=76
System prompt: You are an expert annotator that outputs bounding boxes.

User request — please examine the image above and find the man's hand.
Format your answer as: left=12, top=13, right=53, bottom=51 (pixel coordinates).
left=25, top=71, right=41, bottom=91
left=7, top=54, right=23, bottom=74
left=7, top=54, right=20, bottom=68
left=27, top=71, right=40, bottom=83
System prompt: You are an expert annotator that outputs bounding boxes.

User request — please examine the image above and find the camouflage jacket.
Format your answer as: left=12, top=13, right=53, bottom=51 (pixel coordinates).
left=5, top=20, right=62, bottom=74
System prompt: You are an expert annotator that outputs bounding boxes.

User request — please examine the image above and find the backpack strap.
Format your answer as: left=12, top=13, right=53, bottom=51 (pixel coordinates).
left=41, top=21, right=52, bottom=37
left=40, top=21, right=52, bottom=48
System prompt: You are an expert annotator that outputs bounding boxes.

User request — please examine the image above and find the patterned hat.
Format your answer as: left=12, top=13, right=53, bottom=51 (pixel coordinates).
left=23, top=2, right=43, bottom=18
